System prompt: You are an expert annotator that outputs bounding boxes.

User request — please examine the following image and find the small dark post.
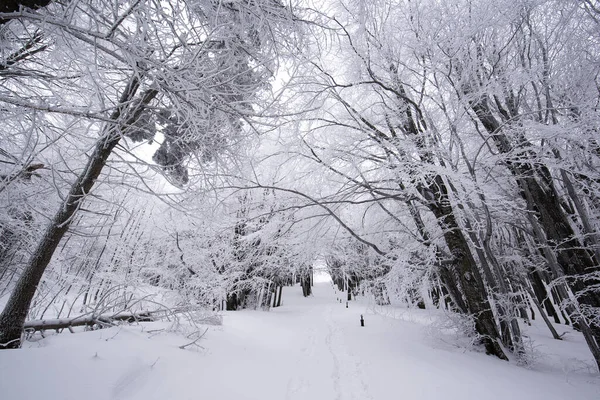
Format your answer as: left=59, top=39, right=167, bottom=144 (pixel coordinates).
left=346, top=301, right=348, bottom=308
left=360, top=315, right=364, bottom=327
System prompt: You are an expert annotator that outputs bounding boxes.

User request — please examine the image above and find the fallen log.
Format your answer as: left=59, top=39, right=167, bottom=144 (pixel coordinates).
left=23, top=311, right=155, bottom=332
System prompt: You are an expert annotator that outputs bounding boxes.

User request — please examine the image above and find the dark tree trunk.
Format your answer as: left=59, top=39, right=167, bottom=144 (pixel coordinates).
left=270, top=285, right=277, bottom=308
left=384, top=83, right=506, bottom=358
left=423, top=175, right=507, bottom=360
left=0, top=79, right=156, bottom=349
left=226, top=287, right=251, bottom=311
left=344, top=75, right=506, bottom=359
left=437, top=264, right=468, bottom=313
left=406, top=200, right=467, bottom=313
left=276, top=285, right=283, bottom=307
left=550, top=287, right=570, bottom=325
left=459, top=211, right=523, bottom=353
left=301, top=275, right=311, bottom=297
left=469, top=97, right=600, bottom=368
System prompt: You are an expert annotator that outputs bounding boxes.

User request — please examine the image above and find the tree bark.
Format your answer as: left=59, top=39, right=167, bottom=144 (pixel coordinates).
left=406, top=201, right=467, bottom=313
left=423, top=175, right=508, bottom=360
left=0, top=77, right=156, bottom=349
left=459, top=209, right=523, bottom=354
left=23, top=311, right=155, bottom=332
left=471, top=97, right=600, bottom=301
left=301, top=275, right=311, bottom=297
left=381, top=80, right=507, bottom=359
left=468, top=97, right=600, bottom=366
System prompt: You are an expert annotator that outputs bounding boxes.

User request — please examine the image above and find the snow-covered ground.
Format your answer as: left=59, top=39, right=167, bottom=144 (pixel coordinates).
left=1, top=283, right=598, bottom=400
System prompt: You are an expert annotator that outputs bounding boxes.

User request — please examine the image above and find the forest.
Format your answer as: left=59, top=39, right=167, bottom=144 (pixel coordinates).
left=1, top=0, right=600, bottom=388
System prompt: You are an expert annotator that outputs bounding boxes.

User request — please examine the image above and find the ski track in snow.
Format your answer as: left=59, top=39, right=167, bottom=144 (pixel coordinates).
left=285, top=325, right=316, bottom=399
left=111, top=359, right=151, bottom=400
left=284, top=294, right=374, bottom=400
left=325, top=305, right=373, bottom=400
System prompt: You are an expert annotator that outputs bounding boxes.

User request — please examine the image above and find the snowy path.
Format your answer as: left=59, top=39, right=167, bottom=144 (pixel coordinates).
left=324, top=304, right=373, bottom=400
left=281, top=291, right=373, bottom=400
left=1, top=282, right=599, bottom=400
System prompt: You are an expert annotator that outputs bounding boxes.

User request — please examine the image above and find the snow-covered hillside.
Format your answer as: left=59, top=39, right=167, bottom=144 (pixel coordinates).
left=1, top=283, right=598, bottom=400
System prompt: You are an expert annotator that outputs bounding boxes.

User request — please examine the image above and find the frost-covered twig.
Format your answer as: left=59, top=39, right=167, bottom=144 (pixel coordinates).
left=178, top=328, right=209, bottom=350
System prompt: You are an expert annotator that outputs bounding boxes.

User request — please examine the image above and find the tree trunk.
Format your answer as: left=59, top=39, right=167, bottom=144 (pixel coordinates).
left=526, top=210, right=600, bottom=370
left=460, top=212, right=523, bottom=354
left=470, top=98, right=600, bottom=305
left=0, top=78, right=156, bottom=349
left=276, top=285, right=282, bottom=307
left=301, top=275, right=311, bottom=297
left=469, top=97, right=600, bottom=368
left=528, top=266, right=560, bottom=324
left=524, top=286, right=562, bottom=340
left=406, top=200, right=467, bottom=313
left=423, top=175, right=507, bottom=360
left=550, top=287, right=570, bottom=325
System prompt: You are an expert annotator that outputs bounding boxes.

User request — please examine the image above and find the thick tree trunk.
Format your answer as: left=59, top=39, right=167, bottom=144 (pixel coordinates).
left=460, top=213, right=524, bottom=354
left=423, top=176, right=507, bottom=360
left=406, top=201, right=467, bottom=313
left=469, top=97, right=600, bottom=368
left=550, top=287, right=570, bottom=325
left=388, top=88, right=506, bottom=358
left=437, top=264, right=468, bottom=313
left=430, top=286, right=440, bottom=308
left=0, top=78, right=156, bottom=349
left=301, top=275, right=311, bottom=297
left=471, top=98, right=600, bottom=301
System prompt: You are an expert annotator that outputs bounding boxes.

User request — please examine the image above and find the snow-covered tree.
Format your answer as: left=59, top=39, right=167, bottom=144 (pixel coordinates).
left=0, top=0, right=298, bottom=348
